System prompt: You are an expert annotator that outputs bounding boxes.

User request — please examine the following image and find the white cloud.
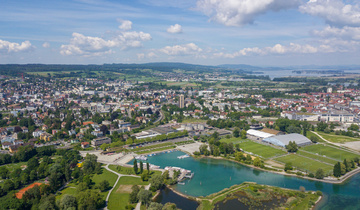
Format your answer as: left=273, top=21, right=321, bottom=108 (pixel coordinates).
left=167, top=24, right=183, bottom=33
left=42, top=42, right=50, bottom=48
left=300, top=0, right=360, bottom=27
left=160, top=43, right=202, bottom=56
left=313, top=26, right=360, bottom=40
left=60, top=30, right=152, bottom=56
left=0, top=39, right=32, bottom=53
left=215, top=43, right=319, bottom=58
left=118, top=19, right=133, bottom=31
left=196, top=0, right=301, bottom=26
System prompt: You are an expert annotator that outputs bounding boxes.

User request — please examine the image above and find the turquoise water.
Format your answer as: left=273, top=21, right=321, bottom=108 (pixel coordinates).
left=130, top=151, right=360, bottom=209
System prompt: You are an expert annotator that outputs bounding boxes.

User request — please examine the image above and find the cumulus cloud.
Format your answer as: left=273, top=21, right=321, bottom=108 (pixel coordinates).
left=60, top=30, right=151, bottom=56
left=118, top=19, right=133, bottom=31
left=214, top=43, right=320, bottom=58
left=159, top=43, right=202, bottom=56
left=313, top=26, right=360, bottom=40
left=0, top=39, right=32, bottom=53
left=167, top=24, right=183, bottom=33
left=300, top=0, right=360, bottom=27
left=196, top=0, right=301, bottom=26
left=42, top=42, right=50, bottom=48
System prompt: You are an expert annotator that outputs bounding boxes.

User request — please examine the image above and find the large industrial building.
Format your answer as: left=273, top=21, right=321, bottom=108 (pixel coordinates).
left=246, top=129, right=275, bottom=141
left=262, top=133, right=312, bottom=148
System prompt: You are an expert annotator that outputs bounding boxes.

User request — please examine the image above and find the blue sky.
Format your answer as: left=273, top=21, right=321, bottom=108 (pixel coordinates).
left=0, top=0, right=360, bottom=66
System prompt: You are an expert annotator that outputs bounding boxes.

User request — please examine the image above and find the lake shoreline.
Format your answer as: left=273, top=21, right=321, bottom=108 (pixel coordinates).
left=177, top=147, right=360, bottom=185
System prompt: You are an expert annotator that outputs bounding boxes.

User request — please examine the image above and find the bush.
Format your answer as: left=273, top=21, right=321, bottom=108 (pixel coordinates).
left=316, top=191, right=323, bottom=196
left=315, top=169, right=325, bottom=179
left=296, top=172, right=303, bottom=176
left=308, top=173, right=315, bottom=178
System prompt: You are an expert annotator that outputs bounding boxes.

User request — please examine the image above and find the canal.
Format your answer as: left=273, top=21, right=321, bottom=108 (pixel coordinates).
left=130, top=151, right=360, bottom=209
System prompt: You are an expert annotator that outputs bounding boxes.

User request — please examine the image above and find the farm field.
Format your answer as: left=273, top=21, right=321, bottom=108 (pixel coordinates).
left=274, top=154, right=333, bottom=174
left=301, top=144, right=360, bottom=161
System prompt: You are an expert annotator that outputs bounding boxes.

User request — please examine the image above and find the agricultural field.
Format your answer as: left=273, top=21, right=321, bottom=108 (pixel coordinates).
left=274, top=154, right=333, bottom=174
left=301, top=144, right=360, bottom=161
left=317, top=132, right=360, bottom=143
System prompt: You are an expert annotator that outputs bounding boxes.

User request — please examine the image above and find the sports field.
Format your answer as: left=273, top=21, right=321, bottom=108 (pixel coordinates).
left=301, top=144, right=359, bottom=161
left=297, top=150, right=338, bottom=165
left=237, top=140, right=287, bottom=159
left=274, top=154, right=333, bottom=174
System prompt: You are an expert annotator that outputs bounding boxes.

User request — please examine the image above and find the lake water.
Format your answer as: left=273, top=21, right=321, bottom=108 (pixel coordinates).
left=129, top=151, right=360, bottom=209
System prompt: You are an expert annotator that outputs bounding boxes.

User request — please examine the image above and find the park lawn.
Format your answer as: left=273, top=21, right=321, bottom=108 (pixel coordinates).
left=108, top=176, right=149, bottom=210
left=274, top=154, right=333, bottom=174
left=317, top=132, right=360, bottom=143
left=297, top=150, right=338, bottom=165
left=56, top=186, right=77, bottom=200
left=118, top=176, right=149, bottom=186
left=92, top=168, right=118, bottom=187
left=109, top=165, right=136, bottom=175
left=237, top=140, right=287, bottom=159
left=3, top=162, right=27, bottom=172
left=301, top=144, right=359, bottom=161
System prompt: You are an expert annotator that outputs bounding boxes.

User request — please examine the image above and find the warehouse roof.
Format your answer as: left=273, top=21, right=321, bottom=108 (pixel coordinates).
left=264, top=133, right=311, bottom=146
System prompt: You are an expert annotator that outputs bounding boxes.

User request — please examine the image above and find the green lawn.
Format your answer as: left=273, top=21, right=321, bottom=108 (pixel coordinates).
left=109, top=165, right=136, bottom=175
left=3, top=162, right=27, bottom=172
left=107, top=176, right=148, bottom=210
left=317, top=132, right=360, bottom=143
left=297, top=150, right=338, bottom=165
left=182, top=118, right=207, bottom=123
left=301, top=144, right=359, bottom=161
left=274, top=154, right=333, bottom=174
left=225, top=139, right=287, bottom=159
left=118, top=176, right=149, bottom=185
left=220, top=137, right=245, bottom=144
left=56, top=187, right=77, bottom=199
left=92, top=168, right=118, bottom=187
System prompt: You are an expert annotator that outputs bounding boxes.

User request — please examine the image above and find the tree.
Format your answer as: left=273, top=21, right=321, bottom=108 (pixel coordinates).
left=59, top=194, right=77, bottom=210
left=333, top=162, right=342, bottom=177
left=240, top=130, right=247, bottom=139
left=77, top=189, right=105, bottom=210
left=253, top=157, right=262, bottom=167
left=133, top=159, right=138, bottom=174
left=149, top=174, right=164, bottom=191
left=349, top=124, right=359, bottom=131
left=233, top=128, right=240, bottom=138
left=148, top=202, right=163, bottom=210
left=0, top=167, right=9, bottom=179
left=284, top=162, right=293, bottom=171
left=98, top=180, right=110, bottom=192
left=310, top=136, right=319, bottom=143
left=38, top=194, right=57, bottom=210
left=315, top=168, right=325, bottom=179
left=317, top=122, right=328, bottom=132
left=147, top=162, right=150, bottom=174
left=137, top=189, right=152, bottom=206
left=140, top=161, right=143, bottom=174
left=199, top=144, right=209, bottom=156
left=340, top=163, right=346, bottom=175
left=286, top=141, right=298, bottom=153
left=141, top=171, right=149, bottom=181
left=129, top=185, right=140, bottom=203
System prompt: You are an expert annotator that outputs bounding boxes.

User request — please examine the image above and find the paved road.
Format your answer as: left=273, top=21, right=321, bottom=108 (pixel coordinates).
left=103, top=164, right=140, bottom=210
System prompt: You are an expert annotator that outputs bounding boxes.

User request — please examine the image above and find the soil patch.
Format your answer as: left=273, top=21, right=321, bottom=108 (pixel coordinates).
left=116, top=185, right=133, bottom=193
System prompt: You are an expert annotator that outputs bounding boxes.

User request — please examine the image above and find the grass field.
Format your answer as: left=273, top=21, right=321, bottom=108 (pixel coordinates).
left=301, top=144, right=360, bottom=161
left=2, top=162, right=27, bottom=172
left=275, top=154, right=333, bottom=174
left=297, top=150, right=338, bottom=165
left=92, top=168, right=118, bottom=189
left=317, top=132, right=360, bottom=143
left=221, top=139, right=287, bottom=159
left=182, top=118, right=207, bottom=123
left=107, top=176, right=147, bottom=210
left=109, top=165, right=136, bottom=175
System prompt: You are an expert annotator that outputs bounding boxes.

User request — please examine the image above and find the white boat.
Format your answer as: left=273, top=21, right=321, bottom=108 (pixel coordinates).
left=177, top=154, right=189, bottom=159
